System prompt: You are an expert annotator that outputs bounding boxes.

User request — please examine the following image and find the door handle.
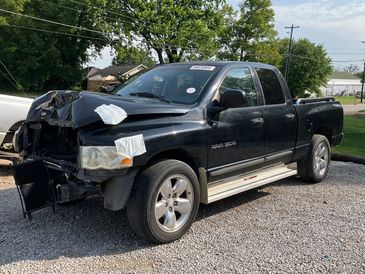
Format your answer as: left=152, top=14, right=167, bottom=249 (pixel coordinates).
left=251, top=117, right=264, bottom=125
left=285, top=113, right=295, bottom=119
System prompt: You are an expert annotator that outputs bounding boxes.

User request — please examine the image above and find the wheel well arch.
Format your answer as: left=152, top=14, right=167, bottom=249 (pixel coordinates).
left=1, top=120, right=24, bottom=145
left=143, top=148, right=202, bottom=177
left=8, top=120, right=24, bottom=132
left=314, top=125, right=333, bottom=145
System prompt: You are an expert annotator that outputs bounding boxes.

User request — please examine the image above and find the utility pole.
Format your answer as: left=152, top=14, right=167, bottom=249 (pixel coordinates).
left=361, top=61, right=365, bottom=103
left=361, top=41, right=365, bottom=103
left=284, top=24, right=300, bottom=82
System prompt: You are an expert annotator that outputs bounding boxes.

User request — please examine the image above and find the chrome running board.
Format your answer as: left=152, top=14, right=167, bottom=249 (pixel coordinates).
left=202, top=164, right=297, bottom=204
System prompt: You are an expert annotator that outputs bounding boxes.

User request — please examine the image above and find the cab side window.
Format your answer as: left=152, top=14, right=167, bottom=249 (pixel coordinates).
left=255, top=68, right=285, bottom=105
left=218, top=67, right=258, bottom=107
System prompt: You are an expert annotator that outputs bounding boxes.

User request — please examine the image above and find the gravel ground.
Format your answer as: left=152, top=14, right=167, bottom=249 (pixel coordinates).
left=0, top=161, right=364, bottom=273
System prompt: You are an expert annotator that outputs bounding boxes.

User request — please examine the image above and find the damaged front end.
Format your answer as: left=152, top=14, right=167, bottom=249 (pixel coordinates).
left=12, top=90, right=140, bottom=219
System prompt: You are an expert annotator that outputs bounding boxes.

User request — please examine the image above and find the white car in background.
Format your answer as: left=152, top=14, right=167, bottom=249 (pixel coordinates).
left=0, top=94, right=33, bottom=150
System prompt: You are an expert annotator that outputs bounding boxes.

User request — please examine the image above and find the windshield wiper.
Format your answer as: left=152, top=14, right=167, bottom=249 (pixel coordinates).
left=129, top=92, right=172, bottom=103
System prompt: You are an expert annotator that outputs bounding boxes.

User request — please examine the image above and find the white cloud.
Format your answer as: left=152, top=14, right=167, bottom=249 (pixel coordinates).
left=274, top=1, right=365, bottom=31
left=272, top=0, right=365, bottom=68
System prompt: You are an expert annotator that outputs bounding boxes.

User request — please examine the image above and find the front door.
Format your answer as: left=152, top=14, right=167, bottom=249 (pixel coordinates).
left=207, top=66, right=265, bottom=180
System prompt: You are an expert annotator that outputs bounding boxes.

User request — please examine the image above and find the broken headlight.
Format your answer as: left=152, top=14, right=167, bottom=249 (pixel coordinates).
left=79, top=146, right=132, bottom=170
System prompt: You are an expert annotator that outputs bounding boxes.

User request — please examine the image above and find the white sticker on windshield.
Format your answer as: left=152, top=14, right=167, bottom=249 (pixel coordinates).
left=190, top=65, right=216, bottom=71
left=153, top=75, right=163, bottom=82
left=186, top=87, right=196, bottom=94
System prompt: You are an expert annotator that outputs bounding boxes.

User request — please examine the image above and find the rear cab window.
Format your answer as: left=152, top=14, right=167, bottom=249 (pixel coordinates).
left=255, top=68, right=285, bottom=105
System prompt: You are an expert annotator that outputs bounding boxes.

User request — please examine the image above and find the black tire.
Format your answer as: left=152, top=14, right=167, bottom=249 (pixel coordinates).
left=127, top=159, right=200, bottom=244
left=298, top=134, right=331, bottom=183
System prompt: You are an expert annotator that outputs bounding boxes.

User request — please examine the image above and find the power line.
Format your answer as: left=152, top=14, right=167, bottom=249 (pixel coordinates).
left=3, top=24, right=111, bottom=42
left=3, top=22, right=350, bottom=63
left=2, top=3, right=363, bottom=63
left=0, top=59, right=22, bottom=88
left=299, top=27, right=361, bottom=44
left=66, top=0, right=149, bottom=24
left=3, top=23, right=339, bottom=62
left=36, top=0, right=127, bottom=24
left=37, top=0, right=82, bottom=13
left=0, top=7, right=109, bottom=36
left=290, top=54, right=317, bottom=61
left=1, top=18, right=353, bottom=65
left=0, top=59, right=27, bottom=95
left=39, top=0, right=214, bottom=41
left=0, top=66, right=19, bottom=91
left=0, top=6, right=214, bottom=46
left=331, top=60, right=365, bottom=62
left=328, top=52, right=365, bottom=55
left=63, top=0, right=221, bottom=41
left=1, top=23, right=211, bottom=55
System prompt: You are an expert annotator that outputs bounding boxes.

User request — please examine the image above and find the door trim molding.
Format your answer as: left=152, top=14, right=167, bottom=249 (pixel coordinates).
left=265, top=150, right=292, bottom=161
left=209, top=158, right=264, bottom=177
left=208, top=149, right=293, bottom=177
left=295, top=144, right=310, bottom=149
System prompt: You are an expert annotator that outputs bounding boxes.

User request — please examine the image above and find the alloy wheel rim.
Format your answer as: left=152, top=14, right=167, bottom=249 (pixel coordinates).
left=154, top=174, right=194, bottom=233
left=313, top=142, right=329, bottom=177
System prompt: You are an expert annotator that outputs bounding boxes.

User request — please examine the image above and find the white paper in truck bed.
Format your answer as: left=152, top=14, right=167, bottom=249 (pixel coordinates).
left=94, top=104, right=127, bottom=125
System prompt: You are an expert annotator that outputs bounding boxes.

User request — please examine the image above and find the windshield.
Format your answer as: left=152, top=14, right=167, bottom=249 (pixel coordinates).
left=113, top=64, right=216, bottom=104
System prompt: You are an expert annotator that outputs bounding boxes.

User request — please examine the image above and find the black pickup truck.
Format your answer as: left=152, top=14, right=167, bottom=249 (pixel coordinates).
left=13, top=61, right=343, bottom=243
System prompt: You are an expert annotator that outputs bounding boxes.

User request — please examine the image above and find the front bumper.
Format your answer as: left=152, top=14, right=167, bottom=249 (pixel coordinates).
left=12, top=159, right=138, bottom=218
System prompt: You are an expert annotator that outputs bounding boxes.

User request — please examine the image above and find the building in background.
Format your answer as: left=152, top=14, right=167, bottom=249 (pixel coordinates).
left=321, top=71, right=362, bottom=96
left=85, top=64, right=147, bottom=91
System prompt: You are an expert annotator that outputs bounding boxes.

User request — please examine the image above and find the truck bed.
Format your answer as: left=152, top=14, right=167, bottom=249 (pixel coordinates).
left=292, top=97, right=343, bottom=161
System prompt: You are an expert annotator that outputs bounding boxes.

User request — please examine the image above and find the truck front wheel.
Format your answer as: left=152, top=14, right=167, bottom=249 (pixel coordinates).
left=127, top=159, right=200, bottom=244
left=298, top=134, right=331, bottom=183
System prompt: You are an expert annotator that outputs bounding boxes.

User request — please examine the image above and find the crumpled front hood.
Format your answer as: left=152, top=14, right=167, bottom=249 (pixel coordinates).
left=27, top=90, right=190, bottom=128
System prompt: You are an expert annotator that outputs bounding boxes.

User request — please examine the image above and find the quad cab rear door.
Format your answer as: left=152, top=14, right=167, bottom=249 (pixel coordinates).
left=254, top=67, right=297, bottom=164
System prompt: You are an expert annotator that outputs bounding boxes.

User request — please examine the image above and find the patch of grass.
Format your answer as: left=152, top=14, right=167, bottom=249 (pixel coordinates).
left=334, top=96, right=363, bottom=105
left=332, top=116, right=365, bottom=157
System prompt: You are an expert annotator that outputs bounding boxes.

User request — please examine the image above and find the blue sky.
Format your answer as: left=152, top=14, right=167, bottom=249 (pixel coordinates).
left=89, top=0, right=365, bottom=71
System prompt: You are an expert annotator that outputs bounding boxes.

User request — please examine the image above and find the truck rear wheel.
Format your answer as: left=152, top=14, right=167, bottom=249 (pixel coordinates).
left=298, top=134, right=331, bottom=183
left=127, top=159, right=200, bottom=244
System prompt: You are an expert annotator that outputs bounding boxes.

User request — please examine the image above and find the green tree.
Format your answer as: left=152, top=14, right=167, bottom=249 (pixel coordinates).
left=218, top=0, right=279, bottom=64
left=113, top=46, right=156, bottom=67
left=0, top=0, right=28, bottom=25
left=278, top=38, right=332, bottom=98
left=216, top=4, right=238, bottom=60
left=0, top=0, right=111, bottom=92
left=243, top=40, right=282, bottom=66
left=110, top=0, right=228, bottom=64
